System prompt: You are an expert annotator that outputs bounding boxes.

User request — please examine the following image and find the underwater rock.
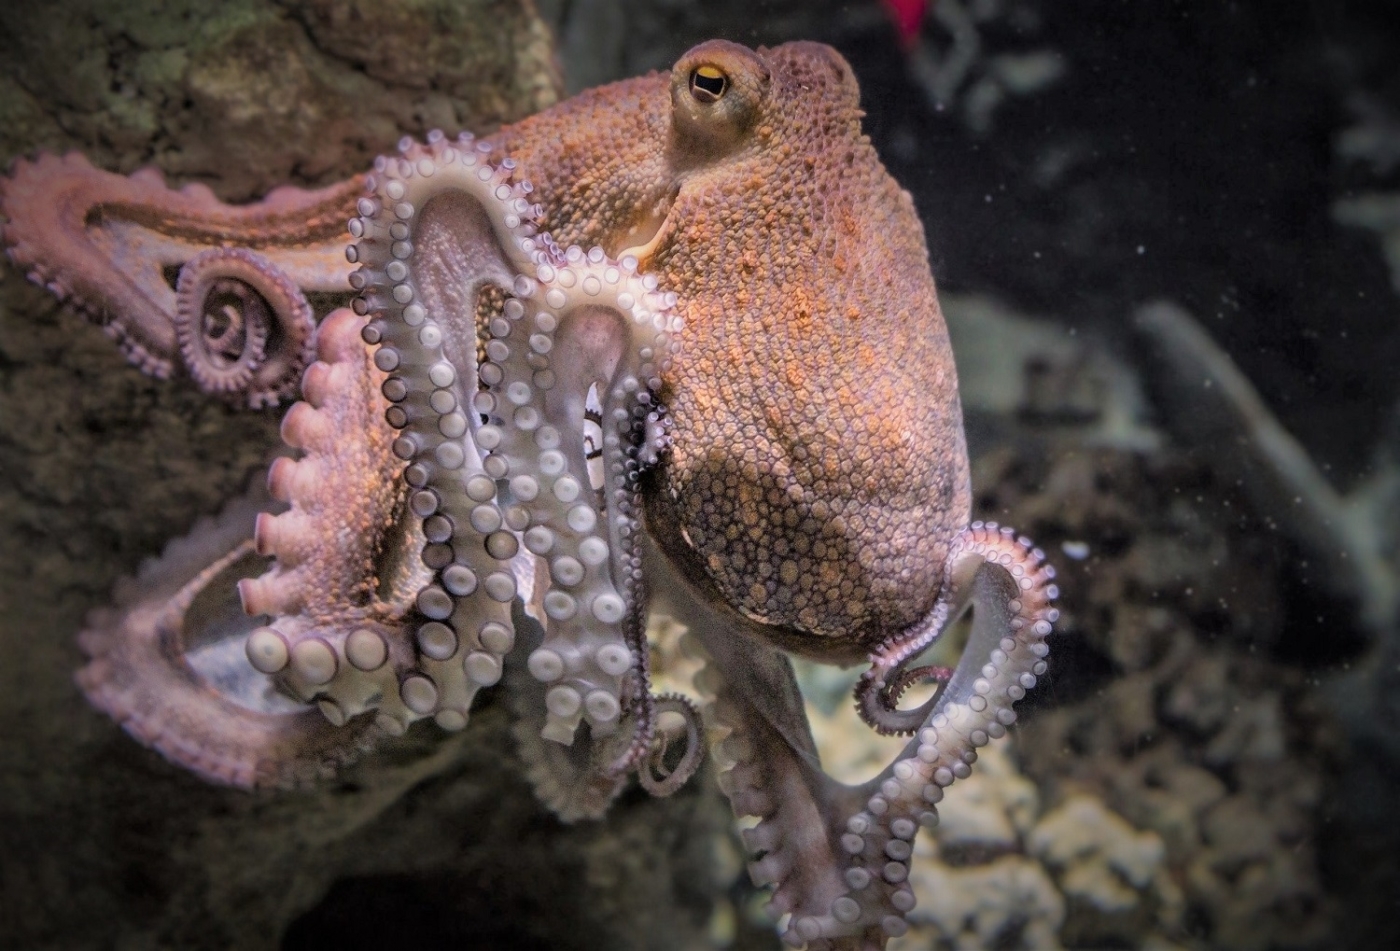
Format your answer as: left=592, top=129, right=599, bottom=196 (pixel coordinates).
left=1029, top=795, right=1168, bottom=920
left=901, top=854, right=1065, bottom=950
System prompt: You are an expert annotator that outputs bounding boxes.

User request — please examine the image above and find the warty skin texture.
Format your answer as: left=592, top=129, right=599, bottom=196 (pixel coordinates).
left=496, top=41, right=971, bottom=660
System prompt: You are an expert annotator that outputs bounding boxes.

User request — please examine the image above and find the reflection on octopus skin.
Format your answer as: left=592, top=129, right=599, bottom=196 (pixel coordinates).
left=0, top=39, right=1059, bottom=949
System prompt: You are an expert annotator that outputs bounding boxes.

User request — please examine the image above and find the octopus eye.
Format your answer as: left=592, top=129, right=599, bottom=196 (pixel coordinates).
left=671, top=42, right=767, bottom=150
left=688, top=65, right=728, bottom=104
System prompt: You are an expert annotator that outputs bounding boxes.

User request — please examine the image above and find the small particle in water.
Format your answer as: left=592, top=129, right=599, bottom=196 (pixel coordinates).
left=1060, top=540, right=1090, bottom=560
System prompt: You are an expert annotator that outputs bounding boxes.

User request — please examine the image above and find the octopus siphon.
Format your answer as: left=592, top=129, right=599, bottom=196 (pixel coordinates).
left=0, top=40, right=1058, bottom=950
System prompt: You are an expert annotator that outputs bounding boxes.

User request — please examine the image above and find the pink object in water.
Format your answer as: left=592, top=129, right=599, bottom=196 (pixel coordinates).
left=880, top=0, right=929, bottom=47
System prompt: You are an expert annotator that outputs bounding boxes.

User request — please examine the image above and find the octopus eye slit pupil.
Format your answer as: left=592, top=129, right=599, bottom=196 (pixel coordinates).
left=689, top=66, right=727, bottom=103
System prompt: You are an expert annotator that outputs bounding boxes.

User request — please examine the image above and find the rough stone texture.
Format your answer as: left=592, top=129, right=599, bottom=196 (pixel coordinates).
left=0, top=0, right=559, bottom=199
left=0, top=4, right=755, bottom=949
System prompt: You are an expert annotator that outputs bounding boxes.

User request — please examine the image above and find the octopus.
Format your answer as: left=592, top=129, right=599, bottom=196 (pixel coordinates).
left=0, top=40, right=1058, bottom=950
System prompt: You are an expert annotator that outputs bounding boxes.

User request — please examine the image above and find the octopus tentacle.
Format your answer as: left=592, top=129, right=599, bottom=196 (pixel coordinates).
left=670, top=595, right=861, bottom=948
left=604, top=410, right=676, bottom=775
left=0, top=150, right=358, bottom=383
left=510, top=697, right=632, bottom=821
left=636, top=693, right=705, bottom=797
left=708, top=693, right=860, bottom=950
left=508, top=604, right=631, bottom=822
left=819, top=524, right=1058, bottom=946
left=863, top=663, right=953, bottom=729
left=175, top=247, right=316, bottom=407
left=604, top=405, right=674, bottom=777
left=606, top=597, right=658, bottom=776
left=659, top=524, right=1057, bottom=948
left=476, top=247, right=679, bottom=746
left=176, top=257, right=270, bottom=396
left=75, top=493, right=375, bottom=788
left=237, top=308, right=432, bottom=735
left=853, top=522, right=1045, bottom=736
left=845, top=521, right=1024, bottom=733
left=350, top=133, right=684, bottom=751
left=350, top=133, right=545, bottom=741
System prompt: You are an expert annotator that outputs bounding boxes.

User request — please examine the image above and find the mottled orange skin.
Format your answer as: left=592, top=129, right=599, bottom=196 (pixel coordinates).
left=498, top=41, right=970, bottom=661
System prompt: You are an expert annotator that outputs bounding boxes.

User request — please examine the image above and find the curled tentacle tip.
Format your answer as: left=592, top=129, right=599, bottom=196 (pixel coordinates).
left=174, top=247, right=316, bottom=408
left=637, top=693, right=705, bottom=797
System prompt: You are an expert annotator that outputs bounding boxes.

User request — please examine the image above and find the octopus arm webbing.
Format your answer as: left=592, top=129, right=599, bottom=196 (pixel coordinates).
left=0, top=151, right=359, bottom=404
left=350, top=133, right=685, bottom=754
left=75, top=493, right=375, bottom=789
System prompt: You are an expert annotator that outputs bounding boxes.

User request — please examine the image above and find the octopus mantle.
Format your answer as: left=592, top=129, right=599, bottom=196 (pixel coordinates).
left=0, top=40, right=1058, bottom=951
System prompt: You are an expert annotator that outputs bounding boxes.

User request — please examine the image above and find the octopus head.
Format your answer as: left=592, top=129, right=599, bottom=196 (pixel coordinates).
left=633, top=42, right=973, bottom=664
